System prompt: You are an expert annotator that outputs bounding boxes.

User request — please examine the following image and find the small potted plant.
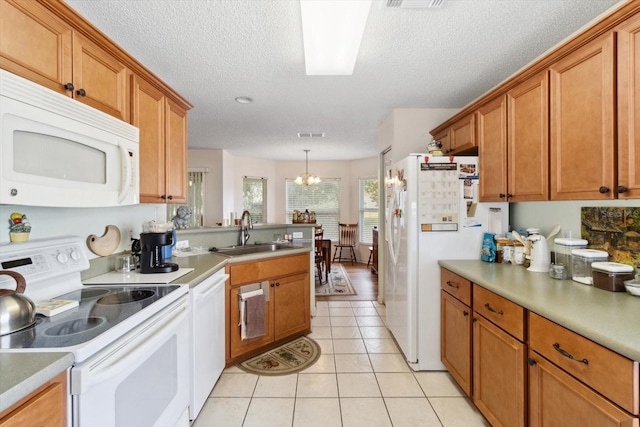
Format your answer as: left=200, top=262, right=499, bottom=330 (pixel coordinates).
left=8, top=212, right=31, bottom=242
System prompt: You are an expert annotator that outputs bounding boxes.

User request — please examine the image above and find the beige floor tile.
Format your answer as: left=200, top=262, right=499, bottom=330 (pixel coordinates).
left=332, top=338, right=366, bottom=354
left=328, top=301, right=352, bottom=307
left=192, top=397, right=249, bottom=427
left=311, top=316, right=331, bottom=327
left=222, top=365, right=244, bottom=373
left=369, top=353, right=411, bottom=372
left=301, top=354, right=336, bottom=373
left=375, top=306, right=387, bottom=316
left=385, top=397, right=442, bottom=426
left=316, top=301, right=329, bottom=308
left=331, top=326, right=362, bottom=339
left=356, top=316, right=385, bottom=327
left=211, top=373, right=258, bottom=397
left=372, top=301, right=384, bottom=308
left=359, top=326, right=391, bottom=339
left=337, top=373, right=381, bottom=397
left=363, top=338, right=400, bottom=354
left=293, top=398, right=342, bottom=427
left=334, top=354, right=373, bottom=373
left=329, top=307, right=355, bottom=317
left=243, top=397, right=295, bottom=427
left=315, top=307, right=330, bottom=317
left=353, top=307, right=379, bottom=316
left=296, top=373, right=339, bottom=397
left=350, top=301, right=374, bottom=307
left=253, top=374, right=298, bottom=397
left=375, top=373, right=425, bottom=397
left=414, top=371, right=465, bottom=397
left=308, top=326, right=332, bottom=339
left=429, top=397, right=490, bottom=427
left=340, top=397, right=393, bottom=427
left=314, top=338, right=334, bottom=354
left=330, top=316, right=358, bottom=327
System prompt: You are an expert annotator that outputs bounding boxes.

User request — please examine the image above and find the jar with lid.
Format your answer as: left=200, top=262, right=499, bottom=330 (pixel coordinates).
left=554, top=238, right=588, bottom=277
left=571, top=249, right=609, bottom=285
left=591, top=262, right=634, bottom=292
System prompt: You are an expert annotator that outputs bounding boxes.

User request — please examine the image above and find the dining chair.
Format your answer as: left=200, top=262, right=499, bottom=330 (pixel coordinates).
left=314, top=225, right=325, bottom=283
left=332, top=223, right=358, bottom=265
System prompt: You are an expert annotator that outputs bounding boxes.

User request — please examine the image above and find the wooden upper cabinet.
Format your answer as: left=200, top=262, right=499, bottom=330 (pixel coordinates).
left=165, top=99, right=188, bottom=204
left=550, top=32, right=616, bottom=200
left=432, top=127, right=452, bottom=155
left=72, top=33, right=129, bottom=121
left=507, top=71, right=549, bottom=202
left=0, top=0, right=129, bottom=121
left=617, top=13, right=640, bottom=199
left=0, top=0, right=72, bottom=94
left=477, top=95, right=508, bottom=202
left=450, top=113, right=476, bottom=153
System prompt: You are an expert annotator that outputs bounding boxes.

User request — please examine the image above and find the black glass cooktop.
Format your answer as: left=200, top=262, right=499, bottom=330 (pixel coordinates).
left=0, top=285, right=180, bottom=349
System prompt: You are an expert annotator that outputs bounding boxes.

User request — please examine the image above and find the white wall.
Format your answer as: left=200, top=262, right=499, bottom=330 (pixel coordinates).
left=187, top=149, right=224, bottom=226
left=0, top=203, right=165, bottom=258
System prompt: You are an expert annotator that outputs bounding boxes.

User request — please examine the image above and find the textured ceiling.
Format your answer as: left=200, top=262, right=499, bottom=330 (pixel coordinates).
left=64, top=0, right=623, bottom=160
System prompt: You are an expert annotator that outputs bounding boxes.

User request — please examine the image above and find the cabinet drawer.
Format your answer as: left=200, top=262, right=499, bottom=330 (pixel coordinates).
left=473, top=286, right=525, bottom=341
left=440, top=268, right=472, bottom=306
left=229, top=253, right=310, bottom=286
left=529, top=312, right=639, bottom=415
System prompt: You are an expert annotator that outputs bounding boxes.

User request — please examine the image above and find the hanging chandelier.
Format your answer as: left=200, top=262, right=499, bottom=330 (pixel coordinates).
left=295, top=149, right=321, bottom=186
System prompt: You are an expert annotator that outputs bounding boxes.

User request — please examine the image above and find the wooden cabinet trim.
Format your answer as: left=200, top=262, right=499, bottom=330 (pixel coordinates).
left=229, top=253, right=310, bottom=286
left=473, top=285, right=526, bottom=341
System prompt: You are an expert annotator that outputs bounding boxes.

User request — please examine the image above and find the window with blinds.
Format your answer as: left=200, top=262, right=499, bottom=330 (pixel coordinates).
left=167, top=170, right=205, bottom=228
left=285, top=178, right=340, bottom=241
left=359, top=177, right=379, bottom=244
left=243, top=177, right=267, bottom=224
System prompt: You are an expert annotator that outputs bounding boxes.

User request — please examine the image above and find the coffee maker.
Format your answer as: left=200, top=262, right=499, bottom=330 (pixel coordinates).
left=139, top=232, right=179, bottom=274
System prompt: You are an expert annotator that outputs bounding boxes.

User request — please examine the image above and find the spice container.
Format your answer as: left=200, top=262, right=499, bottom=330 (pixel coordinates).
left=571, top=249, right=608, bottom=285
left=591, top=262, right=634, bottom=292
left=554, top=238, right=587, bottom=277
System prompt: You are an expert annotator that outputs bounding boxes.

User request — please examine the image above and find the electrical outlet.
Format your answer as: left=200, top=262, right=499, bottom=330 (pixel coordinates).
left=292, top=232, right=303, bottom=238
left=176, top=240, right=189, bottom=249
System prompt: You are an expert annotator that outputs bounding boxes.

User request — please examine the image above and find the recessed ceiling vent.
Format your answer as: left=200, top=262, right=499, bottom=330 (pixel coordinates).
left=386, top=0, right=444, bottom=8
left=297, top=132, right=326, bottom=138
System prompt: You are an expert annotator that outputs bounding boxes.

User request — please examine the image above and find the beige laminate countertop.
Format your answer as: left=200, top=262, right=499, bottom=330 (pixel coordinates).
left=438, top=260, right=640, bottom=362
left=0, top=352, right=74, bottom=413
left=171, top=244, right=313, bottom=287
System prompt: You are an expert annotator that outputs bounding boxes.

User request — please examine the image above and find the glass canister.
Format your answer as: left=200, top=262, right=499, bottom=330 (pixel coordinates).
left=554, top=238, right=588, bottom=277
left=571, top=249, right=609, bottom=285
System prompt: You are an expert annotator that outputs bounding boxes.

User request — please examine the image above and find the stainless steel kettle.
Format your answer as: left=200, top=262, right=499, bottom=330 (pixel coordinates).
left=0, top=270, right=36, bottom=336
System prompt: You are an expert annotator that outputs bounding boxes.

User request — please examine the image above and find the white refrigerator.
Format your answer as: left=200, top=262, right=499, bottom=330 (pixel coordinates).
left=384, top=154, right=508, bottom=370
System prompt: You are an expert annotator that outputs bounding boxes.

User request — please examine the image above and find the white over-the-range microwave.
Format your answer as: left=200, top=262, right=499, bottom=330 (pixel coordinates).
left=0, top=69, right=139, bottom=207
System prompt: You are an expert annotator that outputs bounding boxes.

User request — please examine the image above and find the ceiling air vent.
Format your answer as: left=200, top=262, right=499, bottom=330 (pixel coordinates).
left=386, top=0, right=444, bottom=8
left=297, top=132, right=325, bottom=138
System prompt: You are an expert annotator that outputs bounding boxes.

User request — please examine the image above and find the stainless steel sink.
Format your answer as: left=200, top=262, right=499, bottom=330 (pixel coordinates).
left=212, top=243, right=299, bottom=257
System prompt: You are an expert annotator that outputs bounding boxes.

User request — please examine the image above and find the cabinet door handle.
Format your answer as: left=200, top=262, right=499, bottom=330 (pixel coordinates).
left=617, top=186, right=628, bottom=194
left=553, top=343, right=588, bottom=365
left=499, top=193, right=506, bottom=199
left=160, top=194, right=167, bottom=200
left=463, top=310, right=469, bottom=317
left=275, top=282, right=280, bottom=287
left=484, top=303, right=503, bottom=315
left=64, top=82, right=74, bottom=91
left=167, top=195, right=173, bottom=200
left=446, top=280, right=459, bottom=289
left=506, top=193, right=513, bottom=200
left=527, top=357, right=537, bottom=366
left=76, top=88, right=86, bottom=97
left=598, top=186, right=610, bottom=194
left=270, top=283, right=275, bottom=287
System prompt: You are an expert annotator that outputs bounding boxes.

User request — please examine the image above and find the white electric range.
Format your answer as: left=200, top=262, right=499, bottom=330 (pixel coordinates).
left=0, top=236, right=191, bottom=427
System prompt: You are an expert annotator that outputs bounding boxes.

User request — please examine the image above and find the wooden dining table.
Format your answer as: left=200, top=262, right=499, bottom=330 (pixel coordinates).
left=315, top=239, right=332, bottom=282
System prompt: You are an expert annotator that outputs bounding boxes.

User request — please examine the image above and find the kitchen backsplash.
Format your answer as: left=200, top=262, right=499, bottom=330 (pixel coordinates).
left=582, top=207, right=640, bottom=267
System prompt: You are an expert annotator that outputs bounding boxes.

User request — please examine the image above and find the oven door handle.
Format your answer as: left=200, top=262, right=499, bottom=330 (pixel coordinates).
left=72, top=297, right=188, bottom=395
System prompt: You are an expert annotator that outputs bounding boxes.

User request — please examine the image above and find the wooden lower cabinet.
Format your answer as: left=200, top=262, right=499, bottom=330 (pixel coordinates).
left=528, top=351, right=638, bottom=427
left=473, top=313, right=527, bottom=427
left=0, top=371, right=67, bottom=427
left=441, top=290, right=472, bottom=396
left=226, top=253, right=311, bottom=364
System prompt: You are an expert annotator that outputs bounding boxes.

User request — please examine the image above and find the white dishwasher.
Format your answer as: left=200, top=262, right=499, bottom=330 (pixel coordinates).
left=190, top=268, right=229, bottom=421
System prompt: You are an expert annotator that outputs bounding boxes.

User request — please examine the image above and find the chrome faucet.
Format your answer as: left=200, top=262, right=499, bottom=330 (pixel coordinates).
left=239, top=210, right=253, bottom=246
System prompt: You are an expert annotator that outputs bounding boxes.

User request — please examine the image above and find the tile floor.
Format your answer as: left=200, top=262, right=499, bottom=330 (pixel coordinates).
left=193, top=300, right=490, bottom=427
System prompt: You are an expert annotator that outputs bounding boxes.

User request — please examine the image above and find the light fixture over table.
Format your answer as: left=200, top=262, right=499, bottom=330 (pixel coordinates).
left=295, top=149, right=321, bottom=186
left=300, top=0, right=372, bottom=75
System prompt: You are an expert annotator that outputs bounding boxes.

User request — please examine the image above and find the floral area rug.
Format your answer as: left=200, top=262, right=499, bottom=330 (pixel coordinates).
left=236, top=336, right=321, bottom=376
left=315, top=263, right=357, bottom=296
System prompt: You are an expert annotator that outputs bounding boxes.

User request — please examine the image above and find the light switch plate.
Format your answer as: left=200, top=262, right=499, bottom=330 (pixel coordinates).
left=175, top=240, right=189, bottom=249
left=292, top=232, right=303, bottom=238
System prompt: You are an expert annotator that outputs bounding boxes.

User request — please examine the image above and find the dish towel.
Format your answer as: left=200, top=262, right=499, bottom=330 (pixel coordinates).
left=239, top=289, right=266, bottom=340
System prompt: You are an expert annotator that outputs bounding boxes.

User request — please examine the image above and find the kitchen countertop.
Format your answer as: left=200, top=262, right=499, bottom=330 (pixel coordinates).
left=0, top=352, right=74, bottom=413
left=439, top=260, right=640, bottom=362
